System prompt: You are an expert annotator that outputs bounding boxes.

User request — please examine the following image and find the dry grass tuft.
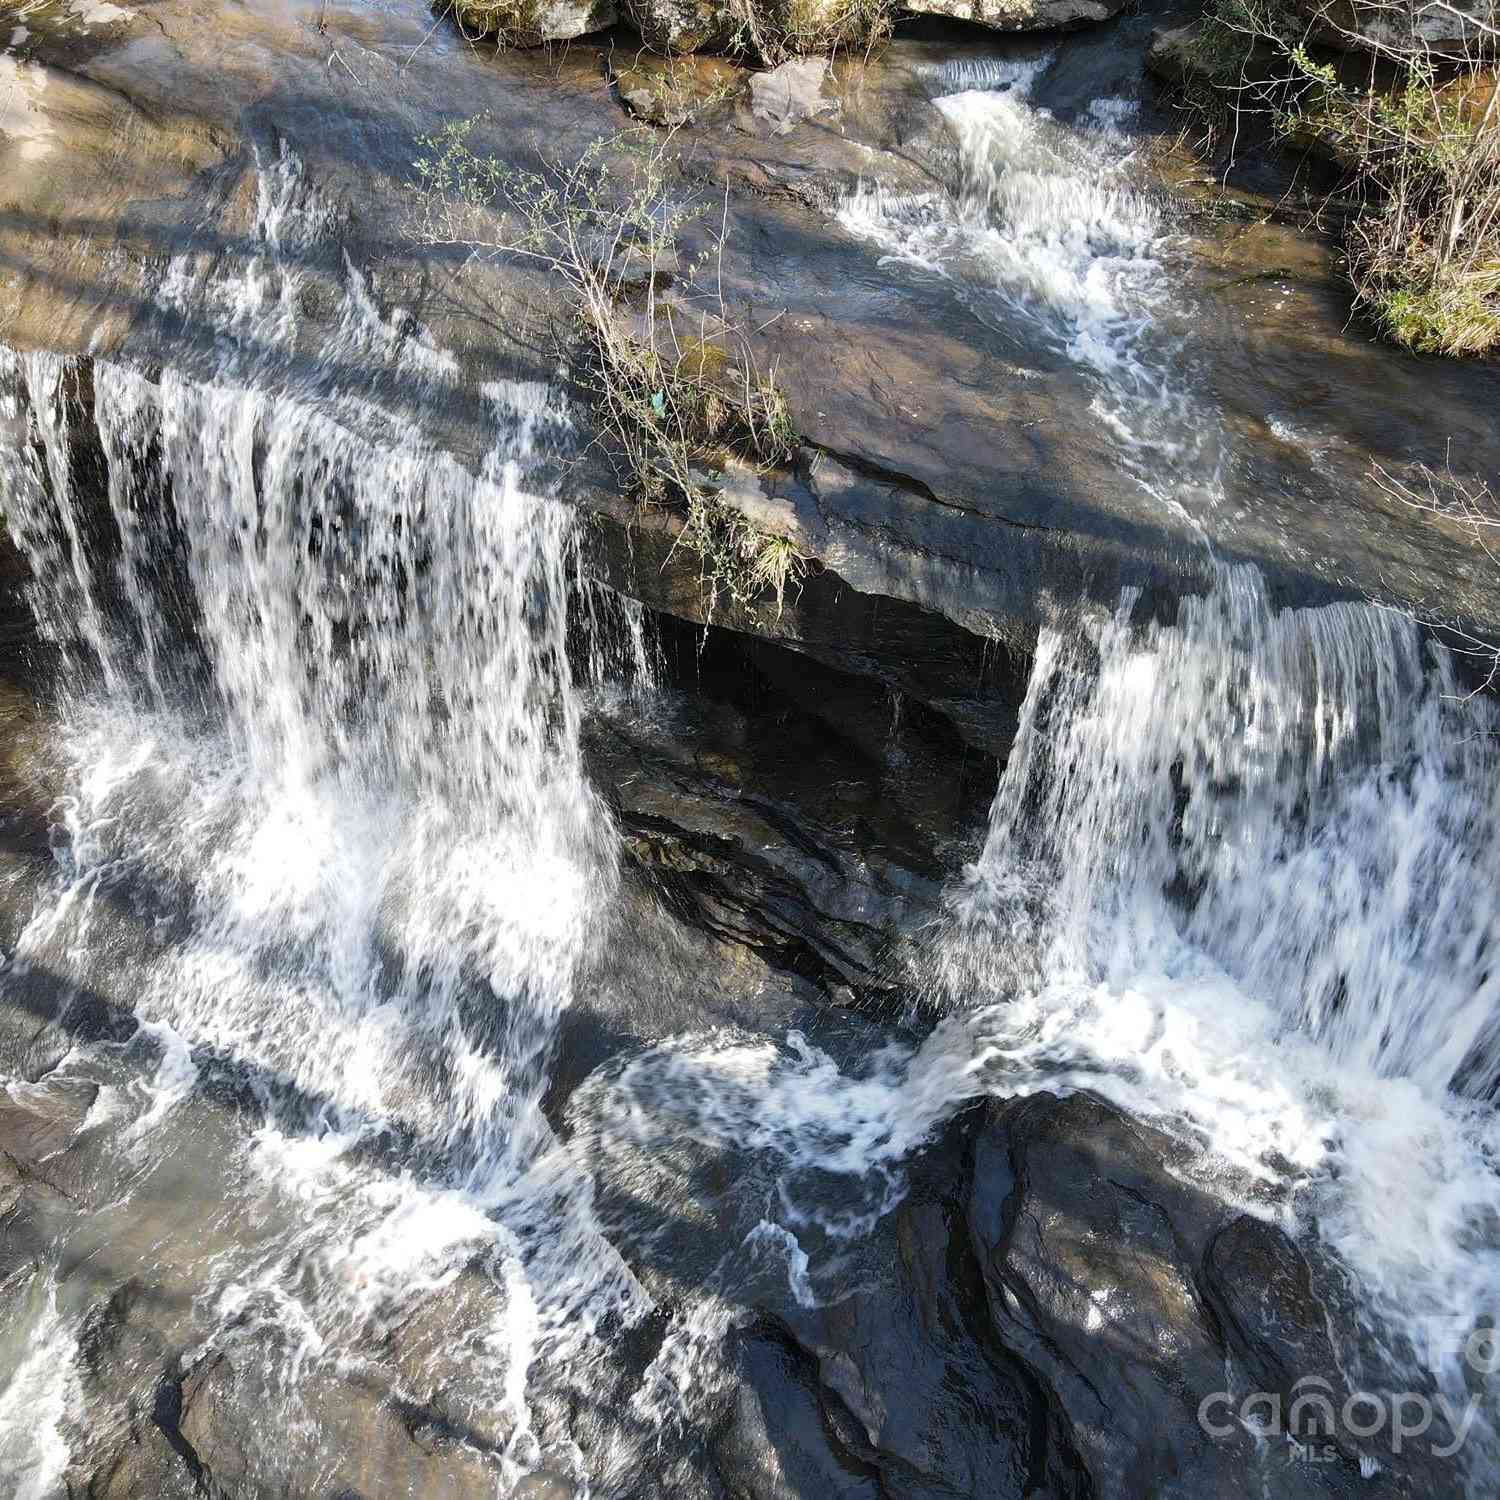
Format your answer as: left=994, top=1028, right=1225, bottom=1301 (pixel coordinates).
left=1169, top=0, right=1500, bottom=356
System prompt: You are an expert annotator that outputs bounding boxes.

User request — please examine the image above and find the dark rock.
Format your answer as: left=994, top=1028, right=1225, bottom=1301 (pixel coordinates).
left=583, top=613, right=996, bottom=1000
left=708, top=1113, right=1091, bottom=1498
left=1204, top=1215, right=1342, bottom=1403
left=715, top=1330, right=882, bottom=1498
left=1144, top=21, right=1211, bottom=88
left=967, top=1091, right=1453, bottom=1497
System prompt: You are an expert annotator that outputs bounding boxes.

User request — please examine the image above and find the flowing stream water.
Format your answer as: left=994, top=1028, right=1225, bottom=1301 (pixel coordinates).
left=841, top=54, right=1500, bottom=1481
left=0, top=46, right=1498, bottom=1499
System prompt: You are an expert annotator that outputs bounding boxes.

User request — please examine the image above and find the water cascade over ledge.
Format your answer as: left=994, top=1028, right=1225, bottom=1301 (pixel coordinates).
left=0, top=49, right=1498, bottom=1500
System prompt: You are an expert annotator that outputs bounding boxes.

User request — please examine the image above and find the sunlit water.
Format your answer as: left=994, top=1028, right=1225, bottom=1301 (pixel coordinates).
left=0, top=60, right=1497, bottom=1498
left=841, top=50, right=1500, bottom=1484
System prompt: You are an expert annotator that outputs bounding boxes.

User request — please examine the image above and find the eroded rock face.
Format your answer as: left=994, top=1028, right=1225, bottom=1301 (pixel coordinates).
left=740, top=1117, right=1090, bottom=1498
left=584, top=617, right=996, bottom=1002
left=699, top=1089, right=1465, bottom=1500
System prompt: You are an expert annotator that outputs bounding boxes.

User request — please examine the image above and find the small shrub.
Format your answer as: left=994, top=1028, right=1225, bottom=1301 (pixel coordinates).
left=409, top=120, right=809, bottom=619
left=762, top=0, right=896, bottom=59
left=677, top=489, right=809, bottom=619
left=1167, top=0, right=1500, bottom=357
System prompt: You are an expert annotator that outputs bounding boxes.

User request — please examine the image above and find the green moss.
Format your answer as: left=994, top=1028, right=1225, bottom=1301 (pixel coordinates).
left=1369, top=267, right=1500, bottom=357
left=1163, top=3, right=1500, bottom=360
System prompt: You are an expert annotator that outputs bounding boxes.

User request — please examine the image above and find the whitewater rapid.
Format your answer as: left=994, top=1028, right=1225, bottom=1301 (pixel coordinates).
left=835, top=49, right=1500, bottom=1484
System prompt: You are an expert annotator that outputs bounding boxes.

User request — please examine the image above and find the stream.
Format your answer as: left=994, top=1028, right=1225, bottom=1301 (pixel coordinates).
left=0, top=21, right=1498, bottom=1500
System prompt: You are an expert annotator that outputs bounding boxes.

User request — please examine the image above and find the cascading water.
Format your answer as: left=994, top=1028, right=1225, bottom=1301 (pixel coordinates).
left=837, top=44, right=1500, bottom=1488
left=1, top=49, right=1498, bottom=1500
left=0, top=346, right=654, bottom=1478
left=840, top=53, right=1222, bottom=509
left=941, top=576, right=1500, bottom=1399
left=0, top=143, right=660, bottom=1489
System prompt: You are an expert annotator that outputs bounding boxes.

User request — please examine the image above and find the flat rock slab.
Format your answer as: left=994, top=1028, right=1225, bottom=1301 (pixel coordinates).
left=0, top=0, right=1497, bottom=726
left=746, top=57, right=838, bottom=136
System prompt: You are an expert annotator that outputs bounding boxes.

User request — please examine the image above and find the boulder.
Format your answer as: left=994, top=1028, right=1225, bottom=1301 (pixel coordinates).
left=1145, top=21, right=1214, bottom=88
left=449, top=0, right=617, bottom=45
left=622, top=0, right=745, bottom=55
left=715, top=1114, right=1090, bottom=1498
left=1294, top=0, right=1498, bottom=55
left=967, top=1092, right=1456, bottom=1496
left=900, top=0, right=1128, bottom=34
left=745, top=56, right=838, bottom=134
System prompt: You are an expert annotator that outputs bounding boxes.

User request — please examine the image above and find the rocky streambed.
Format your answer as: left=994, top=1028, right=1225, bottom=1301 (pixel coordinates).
left=2, top=0, right=1500, bottom=1496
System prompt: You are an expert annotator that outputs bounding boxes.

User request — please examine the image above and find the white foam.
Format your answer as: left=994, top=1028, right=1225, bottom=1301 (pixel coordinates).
left=0, top=1282, right=82, bottom=1500
left=939, top=570, right=1500, bottom=1481
left=0, top=141, right=647, bottom=1485
left=0, top=58, right=52, bottom=164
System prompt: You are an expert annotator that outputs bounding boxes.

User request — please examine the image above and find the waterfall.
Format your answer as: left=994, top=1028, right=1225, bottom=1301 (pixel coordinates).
left=940, top=571, right=1500, bottom=1387
left=843, top=45, right=1500, bottom=1487
left=0, top=138, right=659, bottom=1484
left=1, top=61, right=1498, bottom=1498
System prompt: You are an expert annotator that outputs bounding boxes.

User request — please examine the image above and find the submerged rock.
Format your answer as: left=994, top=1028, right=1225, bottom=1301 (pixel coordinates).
left=0, top=1077, right=98, bottom=1167
left=613, top=52, right=744, bottom=126
left=746, top=56, right=838, bottom=134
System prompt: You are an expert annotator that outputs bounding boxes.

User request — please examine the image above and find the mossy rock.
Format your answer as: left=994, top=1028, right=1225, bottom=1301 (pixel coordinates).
left=447, top=0, right=618, bottom=45
left=611, top=53, right=743, bottom=125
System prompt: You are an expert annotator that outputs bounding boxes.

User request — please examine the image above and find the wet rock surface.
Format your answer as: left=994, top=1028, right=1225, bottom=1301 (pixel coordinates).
left=0, top=572, right=1456, bottom=1497
left=967, top=1093, right=1455, bottom=1497
left=0, top=1, right=1497, bottom=1496
left=611, top=50, right=744, bottom=126
left=584, top=615, right=997, bottom=1001
left=0, top=0, right=1497, bottom=692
